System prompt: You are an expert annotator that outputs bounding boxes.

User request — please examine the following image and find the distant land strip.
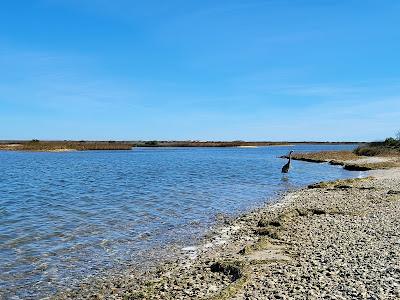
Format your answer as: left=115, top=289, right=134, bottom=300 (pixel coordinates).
left=0, top=140, right=362, bottom=151
left=0, top=141, right=133, bottom=151
left=131, top=141, right=361, bottom=147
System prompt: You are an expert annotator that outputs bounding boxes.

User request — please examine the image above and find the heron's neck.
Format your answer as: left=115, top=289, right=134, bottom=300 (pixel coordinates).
left=289, top=153, right=292, bottom=161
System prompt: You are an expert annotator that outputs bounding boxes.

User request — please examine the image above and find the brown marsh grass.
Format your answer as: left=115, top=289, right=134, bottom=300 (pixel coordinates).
left=0, top=141, right=133, bottom=151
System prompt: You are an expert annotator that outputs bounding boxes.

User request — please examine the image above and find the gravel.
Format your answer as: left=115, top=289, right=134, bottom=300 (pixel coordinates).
left=56, top=168, right=400, bottom=300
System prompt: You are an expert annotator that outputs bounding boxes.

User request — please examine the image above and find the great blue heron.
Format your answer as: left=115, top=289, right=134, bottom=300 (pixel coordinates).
left=281, top=150, right=294, bottom=173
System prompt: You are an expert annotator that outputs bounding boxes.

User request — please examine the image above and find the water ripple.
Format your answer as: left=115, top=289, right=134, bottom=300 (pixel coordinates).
left=0, top=145, right=362, bottom=298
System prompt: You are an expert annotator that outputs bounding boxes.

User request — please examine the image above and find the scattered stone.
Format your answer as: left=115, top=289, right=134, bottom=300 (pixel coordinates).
left=388, top=190, right=400, bottom=195
left=54, top=169, right=400, bottom=300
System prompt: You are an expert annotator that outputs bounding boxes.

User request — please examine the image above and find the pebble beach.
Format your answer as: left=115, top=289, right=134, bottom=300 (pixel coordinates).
left=57, top=159, right=400, bottom=299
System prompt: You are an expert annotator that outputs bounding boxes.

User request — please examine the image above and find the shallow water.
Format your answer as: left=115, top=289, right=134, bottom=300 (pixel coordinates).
left=0, top=145, right=363, bottom=298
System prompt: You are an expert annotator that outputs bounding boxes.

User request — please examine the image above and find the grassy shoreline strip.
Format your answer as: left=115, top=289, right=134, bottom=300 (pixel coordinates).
left=282, top=150, right=400, bottom=170
left=0, top=141, right=133, bottom=151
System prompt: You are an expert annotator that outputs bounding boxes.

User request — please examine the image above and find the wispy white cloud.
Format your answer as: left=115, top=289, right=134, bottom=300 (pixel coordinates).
left=0, top=46, right=145, bottom=112
left=1, top=41, right=399, bottom=141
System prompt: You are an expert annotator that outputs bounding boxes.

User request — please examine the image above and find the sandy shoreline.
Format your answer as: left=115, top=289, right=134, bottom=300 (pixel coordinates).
left=55, top=159, right=400, bottom=299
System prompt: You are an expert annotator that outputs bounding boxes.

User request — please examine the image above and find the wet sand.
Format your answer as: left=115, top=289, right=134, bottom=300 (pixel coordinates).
left=55, top=157, right=400, bottom=299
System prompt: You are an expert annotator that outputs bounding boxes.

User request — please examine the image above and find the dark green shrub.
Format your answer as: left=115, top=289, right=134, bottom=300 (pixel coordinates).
left=354, top=135, right=400, bottom=156
left=144, top=141, right=158, bottom=146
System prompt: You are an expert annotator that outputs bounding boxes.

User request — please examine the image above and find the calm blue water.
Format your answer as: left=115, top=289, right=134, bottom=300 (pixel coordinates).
left=0, top=145, right=363, bottom=298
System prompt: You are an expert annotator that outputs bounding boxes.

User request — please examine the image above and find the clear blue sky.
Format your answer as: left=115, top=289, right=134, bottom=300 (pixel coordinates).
left=1, top=0, right=399, bottom=141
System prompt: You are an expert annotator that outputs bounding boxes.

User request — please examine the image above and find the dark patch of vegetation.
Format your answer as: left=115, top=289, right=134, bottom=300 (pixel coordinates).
left=210, top=261, right=243, bottom=281
left=354, top=134, right=400, bottom=157
left=208, top=260, right=249, bottom=300
left=311, top=208, right=326, bottom=215
left=144, top=141, right=158, bottom=146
